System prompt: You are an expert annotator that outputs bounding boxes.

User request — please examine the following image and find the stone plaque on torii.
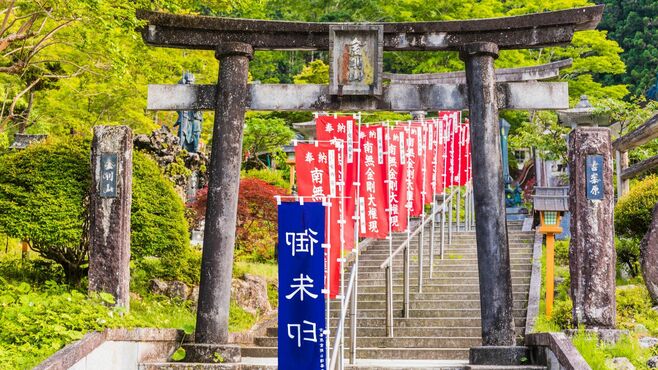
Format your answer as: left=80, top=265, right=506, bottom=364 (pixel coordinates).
left=138, top=5, right=603, bottom=363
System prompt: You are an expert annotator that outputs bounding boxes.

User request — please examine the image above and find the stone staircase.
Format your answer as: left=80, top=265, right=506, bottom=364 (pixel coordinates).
left=237, top=221, right=540, bottom=368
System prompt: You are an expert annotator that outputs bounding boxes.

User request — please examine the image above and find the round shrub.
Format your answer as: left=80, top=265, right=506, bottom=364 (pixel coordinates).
left=131, top=151, right=189, bottom=259
left=615, top=175, right=658, bottom=239
left=0, top=138, right=90, bottom=285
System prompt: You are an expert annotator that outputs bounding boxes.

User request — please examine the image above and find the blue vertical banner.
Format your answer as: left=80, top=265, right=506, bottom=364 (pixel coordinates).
left=278, top=201, right=326, bottom=370
left=586, top=155, right=604, bottom=200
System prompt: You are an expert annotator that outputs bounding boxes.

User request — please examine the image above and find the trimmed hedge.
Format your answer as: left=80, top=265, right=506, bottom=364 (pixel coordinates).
left=615, top=175, right=658, bottom=239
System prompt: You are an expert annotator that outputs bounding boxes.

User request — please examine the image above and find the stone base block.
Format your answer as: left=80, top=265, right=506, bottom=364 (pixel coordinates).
left=180, top=343, right=241, bottom=363
left=469, top=346, right=530, bottom=366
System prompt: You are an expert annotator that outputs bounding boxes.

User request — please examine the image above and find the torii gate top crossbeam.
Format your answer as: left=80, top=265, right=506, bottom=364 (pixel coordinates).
left=137, top=6, right=603, bottom=51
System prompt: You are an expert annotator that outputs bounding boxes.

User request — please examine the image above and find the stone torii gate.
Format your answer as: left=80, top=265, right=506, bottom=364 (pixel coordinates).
left=138, top=5, right=603, bottom=361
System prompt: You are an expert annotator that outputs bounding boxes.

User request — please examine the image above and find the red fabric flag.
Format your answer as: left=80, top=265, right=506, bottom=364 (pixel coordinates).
left=423, top=121, right=435, bottom=204
left=388, top=126, right=409, bottom=232
left=405, top=123, right=424, bottom=217
left=358, top=125, right=389, bottom=239
left=439, top=111, right=461, bottom=187
left=458, top=120, right=471, bottom=186
left=295, top=143, right=341, bottom=297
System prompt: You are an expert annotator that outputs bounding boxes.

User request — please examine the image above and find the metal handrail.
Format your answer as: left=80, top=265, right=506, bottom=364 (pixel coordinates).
left=379, top=187, right=459, bottom=337
left=329, top=260, right=358, bottom=370
left=379, top=189, right=458, bottom=270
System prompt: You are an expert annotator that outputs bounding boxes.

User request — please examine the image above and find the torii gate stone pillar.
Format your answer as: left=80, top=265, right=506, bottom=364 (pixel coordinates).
left=461, top=42, right=516, bottom=348
left=195, top=42, right=252, bottom=346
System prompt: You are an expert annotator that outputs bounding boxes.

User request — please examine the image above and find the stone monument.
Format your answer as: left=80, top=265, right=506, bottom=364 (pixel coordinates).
left=567, top=128, right=616, bottom=328
left=88, top=126, right=133, bottom=310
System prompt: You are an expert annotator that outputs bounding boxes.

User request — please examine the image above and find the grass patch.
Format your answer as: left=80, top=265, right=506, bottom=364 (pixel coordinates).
left=234, top=261, right=278, bottom=281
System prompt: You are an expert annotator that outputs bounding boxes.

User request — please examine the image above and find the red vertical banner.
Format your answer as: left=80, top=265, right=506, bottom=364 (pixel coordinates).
left=358, top=125, right=389, bottom=238
left=388, top=126, right=409, bottom=232
left=439, top=111, right=462, bottom=187
left=295, top=144, right=337, bottom=200
left=423, top=121, right=435, bottom=204
left=435, top=117, right=446, bottom=193
left=295, top=143, right=345, bottom=298
left=459, top=120, right=471, bottom=186
left=405, top=124, right=423, bottom=217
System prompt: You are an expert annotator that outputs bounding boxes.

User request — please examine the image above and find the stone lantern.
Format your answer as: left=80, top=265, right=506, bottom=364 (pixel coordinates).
left=557, top=95, right=611, bottom=129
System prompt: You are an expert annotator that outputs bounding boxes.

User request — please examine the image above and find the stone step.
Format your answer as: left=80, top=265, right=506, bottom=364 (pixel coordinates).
left=358, top=284, right=530, bottom=294
left=361, top=248, right=532, bottom=261
left=355, top=277, right=531, bottom=286
left=255, top=336, right=485, bottom=349
left=356, top=292, right=529, bottom=301
left=241, top=346, right=471, bottom=360
left=327, top=317, right=527, bottom=328
left=328, top=308, right=528, bottom=319
left=357, top=265, right=532, bottom=273
left=356, top=270, right=532, bottom=280
left=266, top=326, right=526, bottom=338
left=359, top=257, right=532, bottom=265
left=329, top=299, right=528, bottom=310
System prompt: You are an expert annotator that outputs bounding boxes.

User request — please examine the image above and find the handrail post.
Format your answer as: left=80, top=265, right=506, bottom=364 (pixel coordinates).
left=429, top=207, right=437, bottom=278
left=386, top=265, right=393, bottom=337
left=456, top=186, right=461, bottom=232
left=403, top=244, right=410, bottom=318
left=448, top=195, right=453, bottom=244
left=440, top=204, right=446, bottom=260
left=349, top=275, right=356, bottom=364
left=418, top=219, right=424, bottom=293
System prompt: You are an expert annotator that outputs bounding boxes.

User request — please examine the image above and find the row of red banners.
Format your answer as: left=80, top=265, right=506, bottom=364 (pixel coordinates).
left=295, top=112, right=471, bottom=296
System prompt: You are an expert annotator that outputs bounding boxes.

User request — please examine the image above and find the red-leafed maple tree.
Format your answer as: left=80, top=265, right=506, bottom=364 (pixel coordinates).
left=189, top=178, right=289, bottom=262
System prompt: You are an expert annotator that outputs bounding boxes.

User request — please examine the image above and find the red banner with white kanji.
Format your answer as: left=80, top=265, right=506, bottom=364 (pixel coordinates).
left=358, top=125, right=389, bottom=239
left=388, top=126, right=409, bottom=232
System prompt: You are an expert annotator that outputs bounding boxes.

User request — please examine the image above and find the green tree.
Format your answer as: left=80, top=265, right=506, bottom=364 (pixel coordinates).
left=599, top=0, right=658, bottom=96
left=242, top=116, right=295, bottom=169
left=293, top=59, right=329, bottom=84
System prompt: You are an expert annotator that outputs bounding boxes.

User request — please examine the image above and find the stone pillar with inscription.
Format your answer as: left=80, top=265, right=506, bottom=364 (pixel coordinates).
left=89, top=126, right=133, bottom=310
left=568, top=127, right=616, bottom=328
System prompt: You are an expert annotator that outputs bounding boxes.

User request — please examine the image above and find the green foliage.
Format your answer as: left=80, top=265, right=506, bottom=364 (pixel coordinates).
left=554, top=240, right=570, bottom=266
left=570, top=331, right=609, bottom=370
left=131, top=151, right=190, bottom=259
left=293, top=60, right=329, bottom=84
left=242, top=117, right=295, bottom=170
left=0, top=278, right=196, bottom=369
left=132, top=247, right=202, bottom=292
left=229, top=300, right=257, bottom=332
left=242, top=168, right=291, bottom=190
left=599, top=0, right=658, bottom=96
left=617, top=285, right=658, bottom=335
left=0, top=138, right=90, bottom=285
left=616, top=237, right=641, bottom=279
left=615, top=175, right=658, bottom=239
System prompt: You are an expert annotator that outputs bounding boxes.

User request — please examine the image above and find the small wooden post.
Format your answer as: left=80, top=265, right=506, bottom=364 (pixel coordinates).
left=545, top=233, right=555, bottom=318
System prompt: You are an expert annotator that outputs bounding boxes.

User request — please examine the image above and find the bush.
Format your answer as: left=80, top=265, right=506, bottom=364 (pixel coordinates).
left=0, top=138, right=91, bottom=285
left=0, top=139, right=191, bottom=285
left=131, top=151, right=190, bottom=259
left=189, top=178, right=288, bottom=263
left=242, top=168, right=290, bottom=190
left=616, top=236, right=641, bottom=279
left=554, top=240, right=570, bottom=266
left=615, top=175, right=658, bottom=239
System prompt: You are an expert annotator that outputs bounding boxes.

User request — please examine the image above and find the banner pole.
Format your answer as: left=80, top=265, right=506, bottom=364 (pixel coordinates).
left=349, top=112, right=362, bottom=365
